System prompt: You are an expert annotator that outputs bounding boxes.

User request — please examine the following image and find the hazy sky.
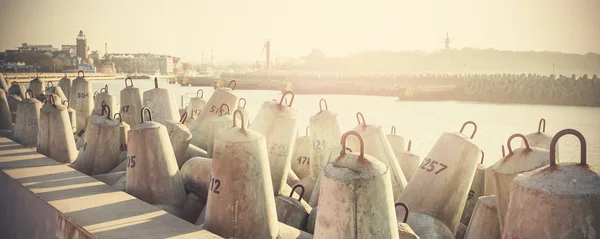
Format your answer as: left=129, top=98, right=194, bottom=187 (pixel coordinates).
left=1, top=0, right=598, bottom=63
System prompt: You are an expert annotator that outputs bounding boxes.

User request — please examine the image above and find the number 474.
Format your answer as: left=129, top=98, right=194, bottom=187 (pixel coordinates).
left=419, top=158, right=448, bottom=174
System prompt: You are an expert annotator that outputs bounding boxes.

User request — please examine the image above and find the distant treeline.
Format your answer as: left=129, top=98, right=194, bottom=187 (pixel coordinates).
left=298, top=48, right=600, bottom=76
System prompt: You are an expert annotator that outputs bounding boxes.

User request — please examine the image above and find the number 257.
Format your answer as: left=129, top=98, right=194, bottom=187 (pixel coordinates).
left=419, top=158, right=448, bottom=174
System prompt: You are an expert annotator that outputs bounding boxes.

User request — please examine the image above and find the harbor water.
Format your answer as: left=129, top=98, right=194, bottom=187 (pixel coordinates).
left=47, top=78, right=600, bottom=167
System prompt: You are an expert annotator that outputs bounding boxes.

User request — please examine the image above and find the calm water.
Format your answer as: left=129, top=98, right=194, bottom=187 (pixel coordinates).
left=66, top=78, right=600, bottom=167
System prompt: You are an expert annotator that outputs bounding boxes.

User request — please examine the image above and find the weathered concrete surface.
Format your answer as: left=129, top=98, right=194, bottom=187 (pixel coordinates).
left=455, top=223, right=467, bottom=239
left=306, top=207, right=317, bottom=234
left=37, top=100, right=78, bottom=163
left=308, top=106, right=342, bottom=180
left=276, top=194, right=310, bottom=230
left=287, top=170, right=301, bottom=186
left=120, top=82, right=144, bottom=127
left=12, top=97, right=42, bottom=146
left=180, top=156, right=212, bottom=199
left=460, top=163, right=485, bottom=225
left=0, top=89, right=13, bottom=130
left=406, top=212, right=454, bottom=239
left=70, top=74, right=93, bottom=132
left=464, top=195, right=501, bottom=239
left=276, top=222, right=313, bottom=239
left=290, top=133, right=310, bottom=180
left=92, top=171, right=126, bottom=186
left=142, top=86, right=180, bottom=125
left=180, top=193, right=206, bottom=223
left=164, top=120, right=193, bottom=168
left=0, top=137, right=223, bottom=239
left=189, top=86, right=239, bottom=150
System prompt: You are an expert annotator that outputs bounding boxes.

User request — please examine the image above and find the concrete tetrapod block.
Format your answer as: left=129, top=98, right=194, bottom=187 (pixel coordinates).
left=58, top=74, right=72, bottom=100
left=308, top=145, right=349, bottom=207
left=65, top=103, right=77, bottom=133
left=120, top=78, right=144, bottom=127
left=306, top=207, right=317, bottom=234
left=315, top=131, right=399, bottom=239
left=29, top=77, right=45, bottom=99
left=195, top=206, right=207, bottom=226
left=464, top=195, right=501, bottom=239
left=397, top=121, right=480, bottom=234
left=406, top=212, right=454, bottom=239
left=93, top=86, right=117, bottom=117
left=290, top=133, right=310, bottom=180
left=308, top=99, right=342, bottom=180
left=37, top=97, right=78, bottom=163
left=0, top=90, right=13, bottom=130
left=249, top=92, right=299, bottom=196
left=186, top=90, right=207, bottom=121
left=72, top=112, right=122, bottom=175
left=182, top=144, right=208, bottom=164
left=180, top=193, right=206, bottom=223
left=188, top=84, right=238, bottom=150
left=6, top=94, right=21, bottom=123
left=502, top=129, right=600, bottom=239
left=461, top=163, right=485, bottom=225
left=163, top=120, right=192, bottom=168
left=111, top=174, right=127, bottom=191
left=490, top=134, right=550, bottom=230
left=126, top=116, right=187, bottom=208
left=12, top=96, right=41, bottom=146
left=70, top=71, right=93, bottom=132
left=206, top=106, right=234, bottom=157
left=276, top=185, right=310, bottom=231
left=276, top=222, right=313, bottom=239
left=203, top=109, right=278, bottom=239
left=180, top=156, right=212, bottom=199
left=294, top=176, right=315, bottom=202
left=142, top=80, right=180, bottom=125
left=350, top=113, right=408, bottom=200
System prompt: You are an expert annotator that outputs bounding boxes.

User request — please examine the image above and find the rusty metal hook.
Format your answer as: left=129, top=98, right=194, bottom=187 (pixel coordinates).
left=340, top=131, right=364, bottom=159
left=141, top=107, right=152, bottom=122
left=395, top=202, right=409, bottom=223
left=279, top=91, right=295, bottom=107
left=356, top=112, right=366, bottom=125
left=501, top=145, right=506, bottom=157
left=180, top=112, right=188, bottom=124
left=101, top=104, right=111, bottom=119
left=459, top=121, right=477, bottom=139
left=480, top=150, right=484, bottom=164
left=219, top=103, right=230, bottom=116
left=101, top=85, right=108, bottom=93
left=114, top=113, right=122, bottom=123
left=238, top=98, right=246, bottom=109
left=290, top=184, right=305, bottom=202
left=48, top=95, right=56, bottom=106
left=407, top=140, right=412, bottom=152
left=25, top=90, right=33, bottom=99
left=507, top=133, right=530, bottom=154
left=125, top=77, right=133, bottom=87
left=154, top=77, right=158, bottom=88
left=228, top=80, right=237, bottom=90
left=197, top=89, right=204, bottom=98
left=78, top=70, right=84, bottom=78
left=232, top=109, right=246, bottom=130
left=319, top=98, right=328, bottom=112
left=391, top=126, right=396, bottom=135
left=538, top=118, right=546, bottom=133
left=550, top=129, right=586, bottom=167
left=62, top=100, right=69, bottom=108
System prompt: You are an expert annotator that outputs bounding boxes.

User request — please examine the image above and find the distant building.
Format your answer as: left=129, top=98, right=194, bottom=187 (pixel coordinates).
left=76, top=30, right=88, bottom=61
left=96, top=62, right=116, bottom=74
left=109, top=53, right=177, bottom=74
left=18, top=43, right=58, bottom=52
left=77, top=63, right=95, bottom=73
left=62, top=45, right=76, bottom=52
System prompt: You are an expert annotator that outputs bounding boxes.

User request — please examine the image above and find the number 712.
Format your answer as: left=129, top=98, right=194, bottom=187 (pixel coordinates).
left=419, top=158, right=448, bottom=174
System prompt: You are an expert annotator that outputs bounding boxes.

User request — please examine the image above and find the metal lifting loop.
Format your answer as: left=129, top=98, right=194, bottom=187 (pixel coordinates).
left=114, top=113, right=122, bottom=123
left=180, top=112, right=188, bottom=124
left=340, top=131, right=364, bottom=160
left=238, top=98, right=246, bottom=109
left=501, top=145, right=506, bottom=157
left=103, top=85, right=109, bottom=93
left=219, top=103, right=230, bottom=116
left=101, top=104, right=112, bottom=119
left=538, top=118, right=546, bottom=133
left=279, top=91, right=295, bottom=107
left=62, top=100, right=69, bottom=108
left=407, top=140, right=412, bottom=152
left=48, top=95, right=56, bottom=106
left=141, top=107, right=152, bottom=122
left=197, top=89, right=204, bottom=98
left=101, top=100, right=108, bottom=107
left=26, top=90, right=34, bottom=99
left=356, top=112, right=366, bottom=125
left=154, top=77, right=158, bottom=88
left=232, top=109, right=246, bottom=130
left=345, top=147, right=353, bottom=152
left=290, top=184, right=305, bottom=202
left=228, top=80, right=237, bottom=90
left=391, top=126, right=396, bottom=135
left=46, top=81, right=54, bottom=87
left=305, top=126, right=310, bottom=136
left=507, top=133, right=530, bottom=154
left=125, top=77, right=133, bottom=87
left=550, top=129, right=587, bottom=167
left=319, top=98, right=328, bottom=112
left=459, top=121, right=477, bottom=139
left=395, top=202, right=409, bottom=223
left=480, top=150, right=485, bottom=164
left=94, top=91, right=98, bottom=98
left=78, top=70, right=84, bottom=78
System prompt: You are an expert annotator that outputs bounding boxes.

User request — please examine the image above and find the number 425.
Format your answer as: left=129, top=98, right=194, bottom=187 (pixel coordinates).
left=419, top=158, right=448, bottom=174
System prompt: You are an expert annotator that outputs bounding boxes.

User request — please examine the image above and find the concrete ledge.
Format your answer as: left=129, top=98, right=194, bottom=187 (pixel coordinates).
left=0, top=137, right=222, bottom=239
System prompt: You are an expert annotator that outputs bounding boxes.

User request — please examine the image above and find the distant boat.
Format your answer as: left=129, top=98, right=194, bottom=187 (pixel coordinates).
left=177, top=66, right=220, bottom=86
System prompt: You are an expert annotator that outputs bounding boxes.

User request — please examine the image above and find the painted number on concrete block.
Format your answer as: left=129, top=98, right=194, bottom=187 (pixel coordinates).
left=192, top=109, right=201, bottom=117
left=77, top=93, right=89, bottom=98
left=297, top=156, right=310, bottom=165
left=121, top=105, right=129, bottom=113
left=127, top=156, right=136, bottom=168
left=269, top=143, right=289, bottom=158
left=419, top=158, right=448, bottom=174
left=210, top=177, right=221, bottom=194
